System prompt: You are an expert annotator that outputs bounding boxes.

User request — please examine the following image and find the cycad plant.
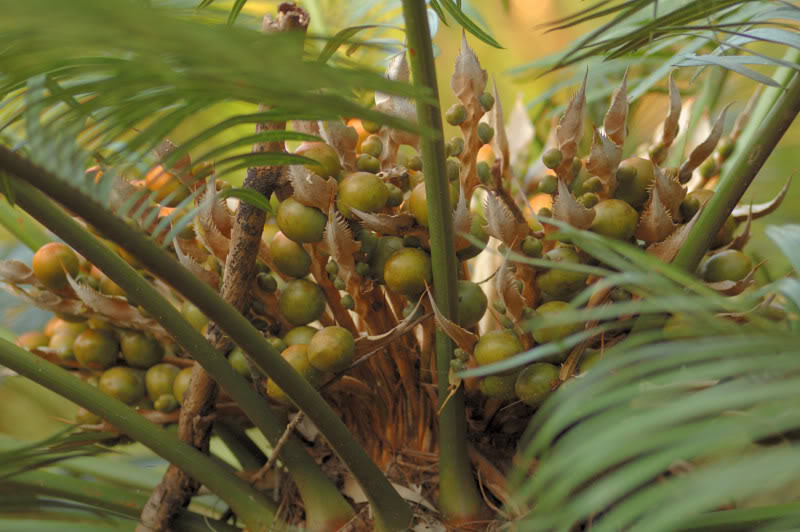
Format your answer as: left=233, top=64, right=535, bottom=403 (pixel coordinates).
left=0, top=0, right=799, bottom=531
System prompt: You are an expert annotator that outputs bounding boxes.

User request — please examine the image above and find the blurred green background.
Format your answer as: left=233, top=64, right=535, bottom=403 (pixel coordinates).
left=1, top=0, right=797, bottom=441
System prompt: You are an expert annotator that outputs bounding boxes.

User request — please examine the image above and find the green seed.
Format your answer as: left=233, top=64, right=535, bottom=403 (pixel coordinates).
left=445, top=103, right=467, bottom=126
left=493, top=300, right=507, bottom=314
left=257, top=272, right=278, bottom=292
left=522, top=236, right=543, bottom=258
left=356, top=153, right=381, bottom=173
left=578, top=192, right=599, bottom=209
left=361, top=119, right=381, bottom=134
left=479, top=92, right=495, bottom=111
left=326, top=260, right=339, bottom=276
left=360, top=134, right=383, bottom=157
left=407, top=154, right=423, bottom=172
left=447, top=137, right=465, bottom=157
left=537, top=175, right=558, bottom=195
left=355, top=262, right=370, bottom=276
left=477, top=122, right=494, bottom=145
left=385, top=183, right=404, bottom=207
left=515, top=363, right=559, bottom=407
left=341, top=294, right=355, bottom=310
left=333, top=277, right=346, bottom=290
left=541, top=148, right=563, bottom=170
left=446, top=158, right=461, bottom=181
left=477, top=161, right=490, bottom=184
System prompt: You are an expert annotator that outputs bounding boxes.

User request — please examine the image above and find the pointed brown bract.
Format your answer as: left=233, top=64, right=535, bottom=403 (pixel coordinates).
left=427, top=290, right=479, bottom=355
left=731, top=85, right=761, bottom=141
left=375, top=53, right=418, bottom=150
left=722, top=211, right=752, bottom=252
left=320, top=206, right=359, bottom=284
left=507, top=93, right=535, bottom=171
left=552, top=177, right=595, bottom=229
left=661, top=72, right=682, bottom=148
left=173, top=238, right=220, bottom=289
left=488, top=78, right=509, bottom=177
left=705, top=263, right=763, bottom=296
left=194, top=214, right=230, bottom=264
left=647, top=208, right=702, bottom=263
left=495, top=255, right=525, bottom=320
left=603, top=69, right=629, bottom=146
left=483, top=191, right=527, bottom=245
left=554, top=70, right=587, bottom=178
left=198, top=179, right=234, bottom=237
left=288, top=165, right=336, bottom=212
left=678, top=103, right=732, bottom=183
left=653, top=165, right=686, bottom=222
left=318, top=119, right=359, bottom=172
left=353, top=296, right=429, bottom=359
left=635, top=187, right=676, bottom=245
left=349, top=207, right=415, bottom=235
left=0, top=259, right=38, bottom=285
left=451, top=31, right=488, bottom=101
left=586, top=125, right=622, bottom=195
left=732, top=176, right=792, bottom=221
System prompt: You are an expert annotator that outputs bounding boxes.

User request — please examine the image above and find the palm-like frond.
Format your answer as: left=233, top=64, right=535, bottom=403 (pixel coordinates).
left=461, top=221, right=800, bottom=532
left=0, top=0, right=436, bottom=249
left=536, top=0, right=800, bottom=81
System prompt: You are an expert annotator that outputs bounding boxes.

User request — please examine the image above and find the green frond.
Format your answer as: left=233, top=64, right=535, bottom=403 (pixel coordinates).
left=490, top=223, right=800, bottom=532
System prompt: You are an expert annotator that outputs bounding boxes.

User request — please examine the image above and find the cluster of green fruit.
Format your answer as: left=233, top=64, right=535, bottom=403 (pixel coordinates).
left=6, top=45, right=771, bottom=438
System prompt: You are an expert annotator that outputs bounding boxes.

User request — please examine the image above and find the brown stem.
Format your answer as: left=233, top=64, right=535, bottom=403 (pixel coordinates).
left=137, top=5, right=309, bottom=531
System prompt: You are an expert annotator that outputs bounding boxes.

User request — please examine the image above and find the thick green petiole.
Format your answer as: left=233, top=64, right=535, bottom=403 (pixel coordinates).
left=401, top=0, right=486, bottom=524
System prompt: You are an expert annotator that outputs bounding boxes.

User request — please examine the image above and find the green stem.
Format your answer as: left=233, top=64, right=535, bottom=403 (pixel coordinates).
left=401, top=0, right=485, bottom=523
left=0, top=152, right=408, bottom=530
left=0, top=197, right=50, bottom=251
left=6, top=177, right=354, bottom=530
left=214, top=422, right=267, bottom=471
left=0, top=338, right=277, bottom=530
left=673, top=60, right=800, bottom=272
left=3, top=470, right=241, bottom=532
